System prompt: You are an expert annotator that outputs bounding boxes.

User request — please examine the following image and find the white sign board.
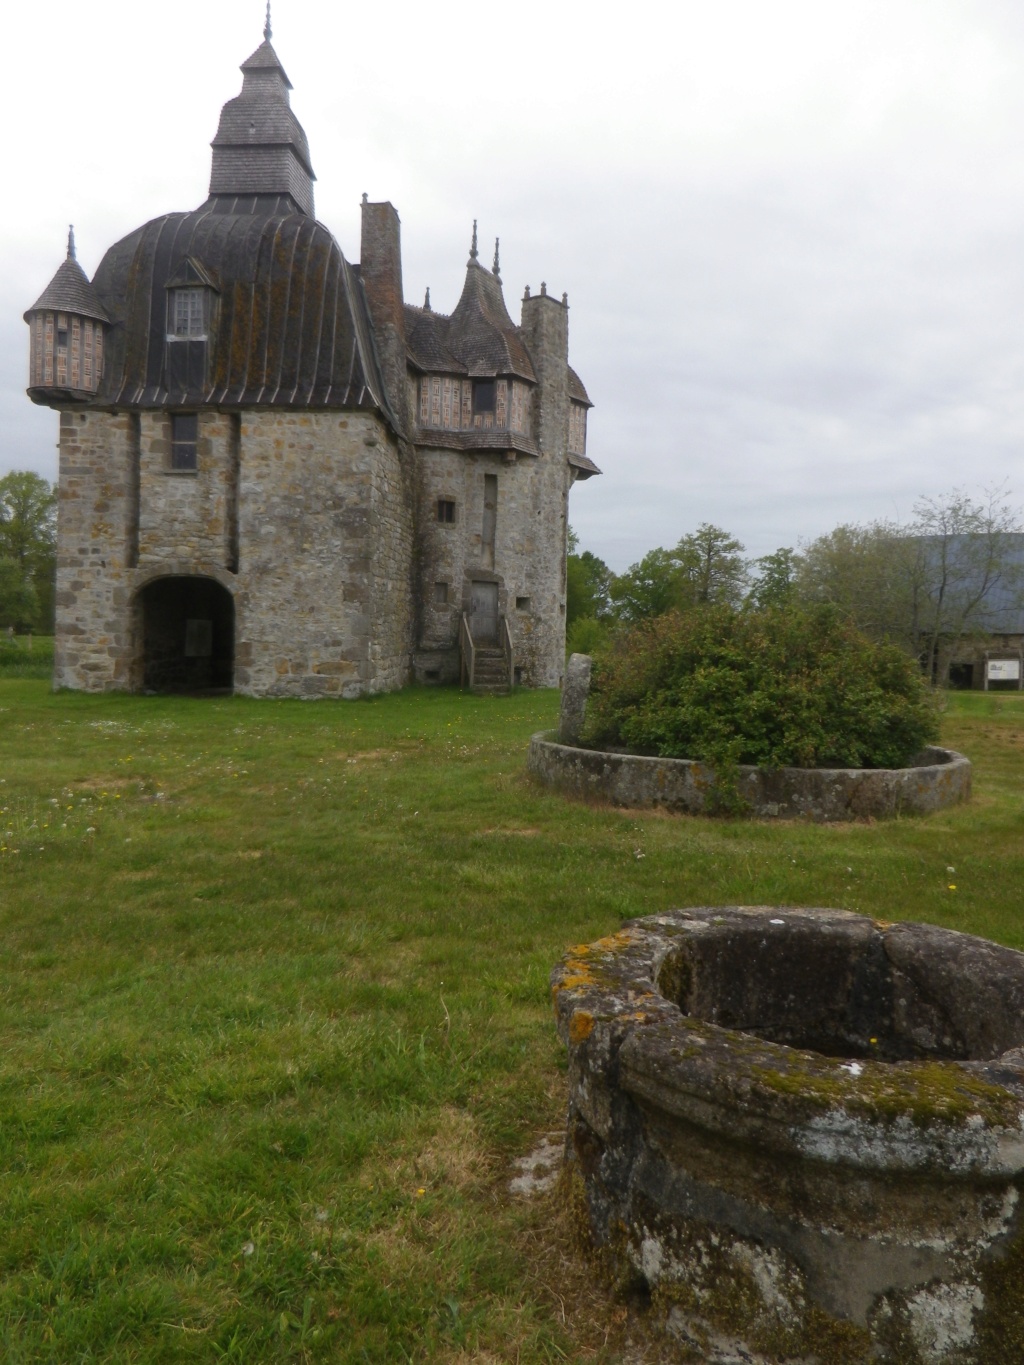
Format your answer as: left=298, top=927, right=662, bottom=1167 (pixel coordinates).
left=987, top=659, right=1021, bottom=681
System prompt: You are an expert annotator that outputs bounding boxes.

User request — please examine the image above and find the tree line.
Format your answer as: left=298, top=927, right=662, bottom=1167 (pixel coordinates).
left=567, top=486, right=1024, bottom=686
left=0, top=472, right=56, bottom=635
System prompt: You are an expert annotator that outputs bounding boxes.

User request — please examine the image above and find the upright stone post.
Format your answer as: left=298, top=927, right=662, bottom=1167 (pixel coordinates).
left=559, top=652, right=592, bottom=744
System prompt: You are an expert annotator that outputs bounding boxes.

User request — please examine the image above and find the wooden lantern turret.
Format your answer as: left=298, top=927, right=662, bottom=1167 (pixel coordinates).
left=24, top=227, right=110, bottom=404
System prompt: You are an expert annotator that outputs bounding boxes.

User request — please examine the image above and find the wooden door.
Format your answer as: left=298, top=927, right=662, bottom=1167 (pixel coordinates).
left=469, top=581, right=499, bottom=644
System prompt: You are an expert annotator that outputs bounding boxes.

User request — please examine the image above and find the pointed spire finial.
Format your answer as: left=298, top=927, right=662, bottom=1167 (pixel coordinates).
left=469, top=219, right=478, bottom=262
left=67, top=225, right=76, bottom=260
left=424, top=286, right=432, bottom=312
left=264, top=1, right=272, bottom=41
left=492, top=237, right=501, bottom=278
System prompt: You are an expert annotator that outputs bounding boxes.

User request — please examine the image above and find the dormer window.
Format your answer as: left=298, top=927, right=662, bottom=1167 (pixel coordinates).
left=170, top=288, right=208, bottom=339
left=163, top=260, right=217, bottom=393
left=164, top=258, right=217, bottom=347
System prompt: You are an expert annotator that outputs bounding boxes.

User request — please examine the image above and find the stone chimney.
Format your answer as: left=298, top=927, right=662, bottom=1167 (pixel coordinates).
left=520, top=284, right=569, bottom=455
left=360, top=198, right=409, bottom=432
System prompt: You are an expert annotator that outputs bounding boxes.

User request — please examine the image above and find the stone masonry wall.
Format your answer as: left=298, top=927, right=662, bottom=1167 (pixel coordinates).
left=413, top=441, right=567, bottom=688
left=54, top=409, right=137, bottom=690
left=366, top=433, right=415, bottom=694
left=138, top=411, right=236, bottom=570
left=234, top=410, right=413, bottom=697
left=414, top=448, right=494, bottom=683
left=54, top=406, right=414, bottom=698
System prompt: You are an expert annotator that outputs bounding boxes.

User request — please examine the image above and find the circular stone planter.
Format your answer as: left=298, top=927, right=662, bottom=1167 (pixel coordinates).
left=528, top=732, right=970, bottom=820
left=553, top=908, right=1024, bottom=1364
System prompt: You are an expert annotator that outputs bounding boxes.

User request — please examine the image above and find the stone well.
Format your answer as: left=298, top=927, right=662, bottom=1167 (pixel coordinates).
left=553, top=907, right=1024, bottom=1363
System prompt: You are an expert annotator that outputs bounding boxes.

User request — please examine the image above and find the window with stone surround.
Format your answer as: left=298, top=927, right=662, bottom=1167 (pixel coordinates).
left=437, top=498, right=456, bottom=524
left=170, top=413, right=198, bottom=472
left=434, top=582, right=449, bottom=605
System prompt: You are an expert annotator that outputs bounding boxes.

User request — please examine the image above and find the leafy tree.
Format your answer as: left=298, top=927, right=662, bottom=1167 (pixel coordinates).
left=610, top=526, right=748, bottom=623
left=0, top=472, right=57, bottom=633
left=797, top=522, right=918, bottom=646
left=566, top=533, right=613, bottom=627
left=674, top=523, right=747, bottom=607
left=609, top=547, right=683, bottom=623
left=748, top=547, right=801, bottom=610
left=911, top=486, right=1024, bottom=684
left=797, top=487, right=1024, bottom=685
left=0, top=558, right=38, bottom=631
left=566, top=615, right=608, bottom=657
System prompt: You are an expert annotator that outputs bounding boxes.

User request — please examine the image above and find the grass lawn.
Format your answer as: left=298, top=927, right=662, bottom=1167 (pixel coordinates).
left=1, top=673, right=1023, bottom=1361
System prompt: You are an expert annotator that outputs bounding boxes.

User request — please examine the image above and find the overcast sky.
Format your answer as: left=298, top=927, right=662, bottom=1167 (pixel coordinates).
left=5, top=0, right=1024, bottom=571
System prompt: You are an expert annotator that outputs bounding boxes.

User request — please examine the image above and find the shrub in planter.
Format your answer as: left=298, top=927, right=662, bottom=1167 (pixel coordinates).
left=581, top=605, right=939, bottom=772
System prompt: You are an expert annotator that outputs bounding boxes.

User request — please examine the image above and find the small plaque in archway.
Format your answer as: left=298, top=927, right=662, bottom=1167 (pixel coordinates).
left=185, top=619, right=213, bottom=658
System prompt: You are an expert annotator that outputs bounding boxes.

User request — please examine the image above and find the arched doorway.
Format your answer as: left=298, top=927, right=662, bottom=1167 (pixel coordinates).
left=138, top=577, right=235, bottom=693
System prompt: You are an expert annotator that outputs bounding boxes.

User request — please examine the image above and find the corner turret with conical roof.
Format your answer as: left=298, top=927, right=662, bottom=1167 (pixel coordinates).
left=209, top=6, right=316, bottom=216
left=24, top=227, right=109, bottom=399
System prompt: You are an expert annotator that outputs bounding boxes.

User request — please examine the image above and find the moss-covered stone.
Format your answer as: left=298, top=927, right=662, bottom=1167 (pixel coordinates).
left=554, top=908, right=1024, bottom=1362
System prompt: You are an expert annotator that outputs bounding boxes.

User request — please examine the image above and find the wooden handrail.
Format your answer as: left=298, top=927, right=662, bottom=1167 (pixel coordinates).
left=459, top=613, right=476, bottom=690
left=500, top=615, right=514, bottom=691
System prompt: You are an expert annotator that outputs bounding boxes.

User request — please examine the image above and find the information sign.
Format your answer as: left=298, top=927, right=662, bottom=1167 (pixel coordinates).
left=987, top=659, right=1021, bottom=681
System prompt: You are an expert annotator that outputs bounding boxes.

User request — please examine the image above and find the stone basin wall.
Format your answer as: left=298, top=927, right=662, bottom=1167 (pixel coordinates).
left=528, top=732, right=971, bottom=820
left=538, top=651, right=971, bottom=821
left=553, top=907, right=1024, bottom=1363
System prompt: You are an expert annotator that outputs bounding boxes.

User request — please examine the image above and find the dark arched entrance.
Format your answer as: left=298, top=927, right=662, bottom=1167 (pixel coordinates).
left=138, top=577, right=235, bottom=693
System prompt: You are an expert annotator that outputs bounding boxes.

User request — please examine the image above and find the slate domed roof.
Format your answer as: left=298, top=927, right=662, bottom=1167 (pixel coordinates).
left=64, top=18, right=391, bottom=418
left=25, top=229, right=109, bottom=324
left=89, top=195, right=391, bottom=416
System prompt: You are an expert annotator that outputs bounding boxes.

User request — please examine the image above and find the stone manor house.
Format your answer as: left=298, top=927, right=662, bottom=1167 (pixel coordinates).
left=24, top=21, right=597, bottom=697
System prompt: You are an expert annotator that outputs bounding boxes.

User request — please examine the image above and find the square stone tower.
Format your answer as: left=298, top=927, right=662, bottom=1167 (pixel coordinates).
left=25, top=20, right=597, bottom=697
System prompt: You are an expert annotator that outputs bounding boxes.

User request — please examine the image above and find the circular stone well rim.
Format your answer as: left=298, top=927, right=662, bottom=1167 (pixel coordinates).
left=528, top=733, right=971, bottom=820
left=552, top=907, right=1024, bottom=1178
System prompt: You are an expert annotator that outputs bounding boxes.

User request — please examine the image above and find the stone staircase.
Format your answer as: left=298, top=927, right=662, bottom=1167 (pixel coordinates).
left=470, top=646, right=511, bottom=695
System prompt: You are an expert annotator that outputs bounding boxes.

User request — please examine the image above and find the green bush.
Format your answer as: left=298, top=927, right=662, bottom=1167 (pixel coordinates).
left=582, top=605, right=939, bottom=771
left=566, top=614, right=609, bottom=658
left=0, top=633, right=54, bottom=680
